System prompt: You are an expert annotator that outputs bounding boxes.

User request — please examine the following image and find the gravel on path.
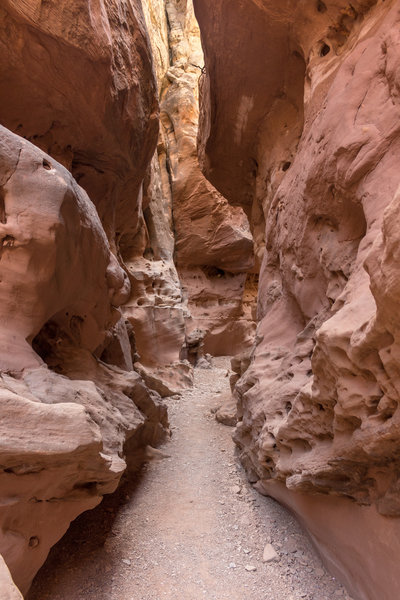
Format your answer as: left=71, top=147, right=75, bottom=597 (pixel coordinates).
left=28, top=357, right=352, bottom=600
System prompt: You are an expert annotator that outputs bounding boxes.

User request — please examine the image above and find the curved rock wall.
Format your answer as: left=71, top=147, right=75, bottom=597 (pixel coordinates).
left=0, top=0, right=258, bottom=594
left=0, top=0, right=158, bottom=247
left=0, top=1, right=169, bottom=594
left=193, top=0, right=400, bottom=598
left=0, top=125, right=168, bottom=596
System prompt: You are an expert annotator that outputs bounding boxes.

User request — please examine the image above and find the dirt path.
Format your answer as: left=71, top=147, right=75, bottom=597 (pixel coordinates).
left=28, top=358, right=351, bottom=600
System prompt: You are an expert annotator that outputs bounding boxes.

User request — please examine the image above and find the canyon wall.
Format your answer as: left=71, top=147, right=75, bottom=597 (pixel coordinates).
left=193, top=0, right=400, bottom=598
left=0, top=0, right=257, bottom=594
left=142, top=0, right=257, bottom=368
left=0, top=1, right=169, bottom=594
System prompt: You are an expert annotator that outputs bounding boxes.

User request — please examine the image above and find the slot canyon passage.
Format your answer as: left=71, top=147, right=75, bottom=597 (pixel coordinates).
left=2, top=0, right=400, bottom=599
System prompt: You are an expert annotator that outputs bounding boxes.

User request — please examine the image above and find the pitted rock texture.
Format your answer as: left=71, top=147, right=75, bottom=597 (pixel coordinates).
left=0, top=126, right=168, bottom=595
left=194, top=0, right=400, bottom=598
left=0, top=0, right=256, bottom=596
left=121, top=150, right=191, bottom=393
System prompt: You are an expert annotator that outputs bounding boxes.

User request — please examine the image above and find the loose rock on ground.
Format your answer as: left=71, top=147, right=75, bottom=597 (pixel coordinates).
left=28, top=358, right=352, bottom=600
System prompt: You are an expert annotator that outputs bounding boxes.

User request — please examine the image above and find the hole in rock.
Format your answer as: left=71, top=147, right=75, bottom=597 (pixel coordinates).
left=32, top=320, right=69, bottom=367
left=282, top=161, right=291, bottom=172
left=319, top=43, right=331, bottom=57
left=336, top=414, right=362, bottom=433
left=73, top=481, right=99, bottom=493
left=201, top=265, right=227, bottom=278
left=144, top=247, right=154, bottom=259
left=42, top=158, right=52, bottom=170
left=317, top=1, right=327, bottom=12
left=2, top=235, right=15, bottom=248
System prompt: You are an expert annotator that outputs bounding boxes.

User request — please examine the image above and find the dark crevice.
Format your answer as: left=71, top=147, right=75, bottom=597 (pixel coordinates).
left=320, top=43, right=331, bottom=57
left=0, top=188, right=6, bottom=224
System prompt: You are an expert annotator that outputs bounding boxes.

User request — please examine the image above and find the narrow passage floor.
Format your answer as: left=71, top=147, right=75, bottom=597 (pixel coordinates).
left=29, top=357, right=352, bottom=600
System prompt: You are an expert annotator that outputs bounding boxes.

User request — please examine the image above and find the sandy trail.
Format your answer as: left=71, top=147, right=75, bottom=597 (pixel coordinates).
left=28, top=358, right=351, bottom=600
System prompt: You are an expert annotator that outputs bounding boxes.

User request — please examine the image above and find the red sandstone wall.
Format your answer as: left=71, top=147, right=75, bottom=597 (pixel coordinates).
left=193, top=1, right=400, bottom=598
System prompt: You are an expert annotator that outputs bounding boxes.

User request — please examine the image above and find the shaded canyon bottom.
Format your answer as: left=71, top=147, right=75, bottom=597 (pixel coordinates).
left=28, top=358, right=351, bottom=600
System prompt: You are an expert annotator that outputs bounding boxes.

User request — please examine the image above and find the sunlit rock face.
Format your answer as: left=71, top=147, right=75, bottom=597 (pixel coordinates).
left=0, top=127, right=168, bottom=596
left=194, top=0, right=400, bottom=598
left=0, top=555, right=22, bottom=599
left=142, top=0, right=257, bottom=365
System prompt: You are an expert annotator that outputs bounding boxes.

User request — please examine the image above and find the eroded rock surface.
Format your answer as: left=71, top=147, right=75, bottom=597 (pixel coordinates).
left=142, top=0, right=257, bottom=363
left=194, top=0, right=400, bottom=598
left=0, top=0, right=158, bottom=246
left=0, top=126, right=168, bottom=595
left=0, top=0, right=258, bottom=594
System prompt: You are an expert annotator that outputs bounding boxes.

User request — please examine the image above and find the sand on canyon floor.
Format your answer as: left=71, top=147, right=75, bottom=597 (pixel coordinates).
left=28, top=357, right=351, bottom=600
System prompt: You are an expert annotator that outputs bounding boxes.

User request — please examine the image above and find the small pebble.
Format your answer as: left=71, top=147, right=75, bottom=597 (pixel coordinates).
left=263, top=543, right=279, bottom=563
left=245, top=565, right=257, bottom=572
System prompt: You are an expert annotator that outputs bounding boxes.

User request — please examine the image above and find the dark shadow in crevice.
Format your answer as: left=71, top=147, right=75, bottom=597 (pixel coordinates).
left=0, top=187, right=6, bottom=224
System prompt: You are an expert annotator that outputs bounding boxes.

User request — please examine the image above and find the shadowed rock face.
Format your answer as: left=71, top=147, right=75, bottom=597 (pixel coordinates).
left=0, top=6, right=169, bottom=592
left=0, top=0, right=158, bottom=247
left=194, top=0, right=400, bottom=598
left=0, top=126, right=168, bottom=596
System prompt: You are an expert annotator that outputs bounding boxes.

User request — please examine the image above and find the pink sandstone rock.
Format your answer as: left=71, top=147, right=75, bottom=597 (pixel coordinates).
left=158, top=0, right=257, bottom=357
left=194, top=0, right=400, bottom=598
left=0, top=0, right=158, bottom=247
left=0, top=126, right=168, bottom=595
left=0, top=555, right=23, bottom=599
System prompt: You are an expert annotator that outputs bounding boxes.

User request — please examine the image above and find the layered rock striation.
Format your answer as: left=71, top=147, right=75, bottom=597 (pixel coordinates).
left=194, top=0, right=400, bottom=598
